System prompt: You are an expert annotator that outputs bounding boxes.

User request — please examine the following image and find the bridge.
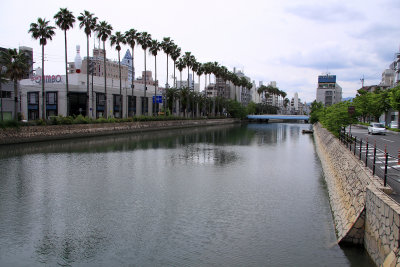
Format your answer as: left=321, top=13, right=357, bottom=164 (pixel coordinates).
left=247, top=114, right=310, bottom=122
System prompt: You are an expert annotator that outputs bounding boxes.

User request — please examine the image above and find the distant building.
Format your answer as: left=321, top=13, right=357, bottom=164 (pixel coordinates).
left=68, top=47, right=129, bottom=81
left=176, top=74, right=200, bottom=91
left=316, top=74, right=342, bottom=106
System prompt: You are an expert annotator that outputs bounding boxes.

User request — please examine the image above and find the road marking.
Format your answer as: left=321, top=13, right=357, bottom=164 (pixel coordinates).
left=380, top=165, right=400, bottom=169
left=381, top=138, right=395, bottom=143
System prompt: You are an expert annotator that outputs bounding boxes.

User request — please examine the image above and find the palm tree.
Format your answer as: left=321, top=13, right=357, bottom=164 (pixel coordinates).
left=137, top=32, right=152, bottom=115
left=176, top=57, right=185, bottom=89
left=183, top=52, right=195, bottom=89
left=95, top=21, right=113, bottom=118
left=161, top=37, right=173, bottom=88
left=125, top=28, right=140, bottom=116
left=54, top=8, right=75, bottom=116
left=170, top=44, right=181, bottom=87
left=0, top=49, right=29, bottom=120
left=149, top=39, right=161, bottom=116
left=110, top=31, right=126, bottom=118
left=78, top=10, right=97, bottom=118
left=28, top=17, right=56, bottom=119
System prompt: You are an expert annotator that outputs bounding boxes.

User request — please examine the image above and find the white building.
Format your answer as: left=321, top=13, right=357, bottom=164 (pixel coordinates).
left=19, top=73, right=163, bottom=120
left=316, top=74, right=342, bottom=106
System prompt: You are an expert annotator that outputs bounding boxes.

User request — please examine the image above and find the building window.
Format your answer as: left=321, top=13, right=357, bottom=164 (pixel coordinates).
left=27, top=92, right=39, bottom=120
left=46, top=92, right=57, bottom=105
left=1, top=91, right=11, bottom=98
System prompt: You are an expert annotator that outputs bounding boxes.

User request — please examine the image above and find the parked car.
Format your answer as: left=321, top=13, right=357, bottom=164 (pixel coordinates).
left=389, top=121, right=398, bottom=129
left=368, top=122, right=386, bottom=135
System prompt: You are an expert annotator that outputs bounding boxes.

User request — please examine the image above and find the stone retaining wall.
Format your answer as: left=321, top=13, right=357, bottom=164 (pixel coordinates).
left=314, top=123, right=400, bottom=266
left=314, top=123, right=384, bottom=244
left=0, top=119, right=239, bottom=145
left=365, top=185, right=400, bottom=266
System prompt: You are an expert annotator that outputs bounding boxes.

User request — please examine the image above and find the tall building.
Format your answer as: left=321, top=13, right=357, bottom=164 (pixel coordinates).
left=316, top=74, right=342, bottom=106
left=68, top=47, right=129, bottom=81
left=121, top=49, right=133, bottom=82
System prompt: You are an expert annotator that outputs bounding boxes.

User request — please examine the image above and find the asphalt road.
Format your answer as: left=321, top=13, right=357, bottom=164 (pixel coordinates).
left=344, top=125, right=400, bottom=202
left=346, top=125, right=399, bottom=157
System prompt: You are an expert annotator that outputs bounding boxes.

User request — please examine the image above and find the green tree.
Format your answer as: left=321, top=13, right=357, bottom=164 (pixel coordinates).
left=309, top=100, right=324, bottom=124
left=54, top=8, right=75, bottom=116
left=320, top=101, right=358, bottom=136
left=78, top=10, right=97, bottom=118
left=110, top=31, right=126, bottom=118
left=96, top=21, right=113, bottom=118
left=28, top=17, right=56, bottom=119
left=247, top=101, right=257, bottom=115
left=353, top=89, right=371, bottom=122
left=389, top=85, right=400, bottom=128
left=0, top=49, right=29, bottom=120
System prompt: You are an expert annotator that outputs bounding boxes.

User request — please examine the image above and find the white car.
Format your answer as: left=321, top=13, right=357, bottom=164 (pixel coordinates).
left=368, top=122, right=386, bottom=135
left=389, top=121, right=398, bottom=129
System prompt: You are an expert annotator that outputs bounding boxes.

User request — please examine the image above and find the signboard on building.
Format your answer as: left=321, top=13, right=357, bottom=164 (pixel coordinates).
left=31, top=74, right=63, bottom=84
left=318, top=75, right=336, bottom=83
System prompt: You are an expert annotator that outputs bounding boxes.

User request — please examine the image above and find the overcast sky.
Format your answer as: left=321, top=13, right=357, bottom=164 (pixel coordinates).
left=1, top=0, right=399, bottom=102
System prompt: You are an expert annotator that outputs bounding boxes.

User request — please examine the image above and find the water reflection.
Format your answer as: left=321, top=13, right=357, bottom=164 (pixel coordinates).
left=0, top=124, right=254, bottom=158
left=0, top=123, right=375, bottom=266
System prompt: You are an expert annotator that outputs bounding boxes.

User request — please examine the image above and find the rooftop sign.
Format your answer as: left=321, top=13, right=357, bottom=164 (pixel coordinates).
left=318, top=75, right=336, bottom=83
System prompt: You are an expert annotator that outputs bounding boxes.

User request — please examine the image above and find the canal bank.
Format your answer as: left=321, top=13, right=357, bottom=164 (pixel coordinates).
left=314, top=123, right=400, bottom=266
left=0, top=118, right=239, bottom=145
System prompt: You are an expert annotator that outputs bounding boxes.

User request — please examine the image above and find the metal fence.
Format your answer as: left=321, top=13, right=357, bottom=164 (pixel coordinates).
left=339, top=130, right=400, bottom=187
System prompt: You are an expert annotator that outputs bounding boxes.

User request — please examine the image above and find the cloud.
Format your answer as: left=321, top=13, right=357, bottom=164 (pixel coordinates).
left=286, top=3, right=364, bottom=23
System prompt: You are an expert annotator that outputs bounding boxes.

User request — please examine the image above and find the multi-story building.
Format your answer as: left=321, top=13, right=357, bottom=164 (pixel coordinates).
left=316, top=74, right=342, bottom=106
left=176, top=74, right=200, bottom=91
left=68, top=47, right=129, bottom=81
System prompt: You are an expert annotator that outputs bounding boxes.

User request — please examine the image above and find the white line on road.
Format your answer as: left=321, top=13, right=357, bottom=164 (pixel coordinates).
left=381, top=138, right=395, bottom=143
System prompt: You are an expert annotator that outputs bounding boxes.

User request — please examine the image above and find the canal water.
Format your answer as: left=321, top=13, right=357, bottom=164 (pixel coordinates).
left=0, top=123, right=374, bottom=266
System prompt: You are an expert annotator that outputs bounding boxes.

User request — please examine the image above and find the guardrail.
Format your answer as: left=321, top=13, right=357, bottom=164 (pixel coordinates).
left=339, top=129, right=400, bottom=186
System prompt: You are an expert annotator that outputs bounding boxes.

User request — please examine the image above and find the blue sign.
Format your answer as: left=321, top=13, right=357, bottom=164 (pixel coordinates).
left=152, top=95, right=162, bottom=103
left=318, top=75, right=336, bottom=83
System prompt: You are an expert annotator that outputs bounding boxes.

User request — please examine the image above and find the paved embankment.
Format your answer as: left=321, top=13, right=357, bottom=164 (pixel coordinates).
left=314, top=123, right=400, bottom=266
left=0, top=119, right=239, bottom=145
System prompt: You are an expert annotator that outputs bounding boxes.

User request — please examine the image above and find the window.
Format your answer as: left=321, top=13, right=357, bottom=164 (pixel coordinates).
left=28, top=92, right=39, bottom=104
left=46, top=92, right=57, bottom=105
left=1, top=91, right=11, bottom=98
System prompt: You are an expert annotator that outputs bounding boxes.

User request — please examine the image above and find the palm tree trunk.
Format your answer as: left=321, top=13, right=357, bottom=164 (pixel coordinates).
left=118, top=50, right=122, bottom=118
left=131, top=46, right=135, bottom=117
left=154, top=55, right=157, bottom=116
left=144, top=50, right=147, bottom=115
left=166, top=54, right=169, bottom=88
left=13, top=80, right=18, bottom=120
left=86, top=35, right=90, bottom=118
left=180, top=71, right=182, bottom=89
left=64, top=30, right=69, bottom=117
left=104, top=41, right=107, bottom=118
left=41, top=44, right=45, bottom=120
left=173, top=61, right=176, bottom=87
